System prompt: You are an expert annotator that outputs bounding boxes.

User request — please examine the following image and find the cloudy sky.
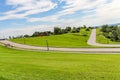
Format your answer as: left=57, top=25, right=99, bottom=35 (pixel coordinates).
left=0, top=0, right=120, bottom=38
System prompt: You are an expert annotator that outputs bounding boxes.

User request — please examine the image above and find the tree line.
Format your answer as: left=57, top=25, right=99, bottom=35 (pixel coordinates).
left=10, top=25, right=92, bottom=39
left=101, top=25, right=120, bottom=41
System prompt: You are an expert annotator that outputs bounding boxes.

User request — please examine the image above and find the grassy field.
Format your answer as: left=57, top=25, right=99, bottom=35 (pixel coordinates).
left=96, top=28, right=120, bottom=44
left=0, top=45, right=120, bottom=80
left=10, top=29, right=92, bottom=48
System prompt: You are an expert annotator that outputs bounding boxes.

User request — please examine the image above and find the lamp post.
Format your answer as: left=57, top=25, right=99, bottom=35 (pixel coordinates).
left=23, top=37, right=26, bottom=44
left=46, top=40, right=49, bottom=51
left=107, top=39, right=109, bottom=44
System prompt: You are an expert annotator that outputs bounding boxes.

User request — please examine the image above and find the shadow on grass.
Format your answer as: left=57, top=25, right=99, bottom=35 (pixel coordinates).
left=0, top=77, right=10, bottom=80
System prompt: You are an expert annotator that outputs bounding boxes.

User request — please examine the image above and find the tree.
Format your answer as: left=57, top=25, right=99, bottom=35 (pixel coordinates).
left=61, top=29, right=66, bottom=34
left=71, top=27, right=77, bottom=33
left=71, top=27, right=80, bottom=33
left=83, top=25, right=87, bottom=28
left=88, top=26, right=92, bottom=29
left=76, top=27, right=80, bottom=32
left=32, top=32, right=40, bottom=37
left=103, top=32, right=110, bottom=38
left=86, top=28, right=90, bottom=31
left=54, top=27, right=62, bottom=35
left=111, top=30, right=118, bottom=41
left=65, top=26, right=71, bottom=32
left=101, top=25, right=120, bottom=41
left=24, top=34, right=30, bottom=37
left=46, top=31, right=53, bottom=35
left=101, top=25, right=109, bottom=32
left=117, top=27, right=120, bottom=41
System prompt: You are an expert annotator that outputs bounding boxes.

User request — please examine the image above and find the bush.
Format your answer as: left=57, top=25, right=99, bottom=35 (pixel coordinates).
left=32, top=32, right=40, bottom=37
left=71, top=27, right=80, bottom=33
left=24, top=34, right=30, bottom=37
left=65, top=27, right=71, bottom=32
left=101, top=25, right=109, bottom=32
left=54, top=27, right=62, bottom=35
left=86, top=28, right=90, bottom=31
left=101, top=25, right=120, bottom=41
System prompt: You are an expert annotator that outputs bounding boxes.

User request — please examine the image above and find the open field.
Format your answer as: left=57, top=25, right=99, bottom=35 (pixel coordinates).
left=10, top=29, right=92, bottom=48
left=96, top=28, right=120, bottom=44
left=0, top=45, right=120, bottom=80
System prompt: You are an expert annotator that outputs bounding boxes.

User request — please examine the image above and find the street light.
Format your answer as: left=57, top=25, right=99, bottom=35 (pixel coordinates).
left=46, top=40, right=49, bottom=51
left=23, top=36, right=26, bottom=44
left=107, top=39, right=109, bottom=44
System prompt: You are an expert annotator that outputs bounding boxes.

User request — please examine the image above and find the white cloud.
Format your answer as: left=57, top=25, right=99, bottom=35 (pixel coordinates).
left=79, top=0, right=120, bottom=25
left=58, top=0, right=107, bottom=14
left=0, top=0, right=120, bottom=37
left=37, top=0, right=120, bottom=26
left=96, top=0, right=120, bottom=20
left=6, top=0, right=32, bottom=6
left=1, top=0, right=120, bottom=25
left=0, top=0, right=57, bottom=20
left=60, top=0, right=120, bottom=26
left=0, top=25, right=55, bottom=38
left=27, top=16, right=58, bottom=22
left=27, top=0, right=109, bottom=23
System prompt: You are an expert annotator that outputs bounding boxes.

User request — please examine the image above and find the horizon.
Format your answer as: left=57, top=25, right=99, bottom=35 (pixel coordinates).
left=0, top=0, right=120, bottom=38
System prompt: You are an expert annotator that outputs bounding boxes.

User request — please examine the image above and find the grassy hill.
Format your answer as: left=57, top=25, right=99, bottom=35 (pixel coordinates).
left=10, top=29, right=92, bottom=48
left=96, top=28, right=120, bottom=44
left=0, top=45, right=120, bottom=80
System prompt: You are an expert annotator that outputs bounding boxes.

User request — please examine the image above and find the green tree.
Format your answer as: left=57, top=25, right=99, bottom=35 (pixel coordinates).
left=65, top=26, right=71, bottom=32
left=101, top=25, right=109, bottom=32
left=116, top=27, right=120, bottom=41
left=71, top=27, right=77, bottom=33
left=111, top=30, right=118, bottom=41
left=24, top=34, right=30, bottom=37
left=83, top=25, right=87, bottom=28
left=54, top=27, right=62, bottom=35
left=32, top=32, right=40, bottom=37
left=86, top=28, right=90, bottom=31
left=71, top=27, right=80, bottom=33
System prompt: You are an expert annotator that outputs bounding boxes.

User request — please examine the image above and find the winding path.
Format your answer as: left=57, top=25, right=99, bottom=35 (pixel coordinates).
left=88, top=29, right=120, bottom=47
left=0, top=29, right=120, bottom=52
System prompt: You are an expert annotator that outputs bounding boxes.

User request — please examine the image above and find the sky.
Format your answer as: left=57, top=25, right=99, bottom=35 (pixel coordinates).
left=0, top=0, right=120, bottom=38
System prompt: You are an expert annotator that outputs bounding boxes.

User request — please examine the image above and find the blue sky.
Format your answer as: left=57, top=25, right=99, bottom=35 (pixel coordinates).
left=0, top=0, right=120, bottom=37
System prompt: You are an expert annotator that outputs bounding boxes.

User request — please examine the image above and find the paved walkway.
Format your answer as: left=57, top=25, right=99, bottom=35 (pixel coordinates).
left=1, top=40, right=120, bottom=52
left=87, top=29, right=120, bottom=47
left=1, top=29, right=120, bottom=52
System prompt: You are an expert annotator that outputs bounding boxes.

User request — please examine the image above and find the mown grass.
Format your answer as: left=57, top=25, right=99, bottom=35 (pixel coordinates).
left=10, top=29, right=92, bottom=48
left=0, top=45, right=120, bottom=80
left=96, top=28, right=120, bottom=44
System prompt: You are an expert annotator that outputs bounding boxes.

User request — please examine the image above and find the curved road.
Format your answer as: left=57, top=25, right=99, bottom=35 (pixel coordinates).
left=0, top=29, right=120, bottom=52
left=88, top=29, right=120, bottom=47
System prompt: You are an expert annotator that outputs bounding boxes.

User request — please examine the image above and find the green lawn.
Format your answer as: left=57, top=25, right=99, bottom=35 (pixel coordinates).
left=0, top=45, right=120, bottom=80
left=10, top=29, right=92, bottom=48
left=96, top=28, right=120, bottom=44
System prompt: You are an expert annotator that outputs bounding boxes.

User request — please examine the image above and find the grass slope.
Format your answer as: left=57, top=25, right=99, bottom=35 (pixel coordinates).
left=96, top=28, right=120, bottom=44
left=11, top=29, right=91, bottom=48
left=0, top=46, right=120, bottom=80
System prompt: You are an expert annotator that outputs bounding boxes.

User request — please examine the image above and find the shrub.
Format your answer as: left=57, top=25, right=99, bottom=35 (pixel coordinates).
left=54, top=27, right=62, bottom=35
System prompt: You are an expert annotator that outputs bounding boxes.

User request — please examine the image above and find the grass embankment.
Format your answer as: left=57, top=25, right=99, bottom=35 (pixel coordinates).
left=0, top=46, right=120, bottom=80
left=96, top=28, right=120, bottom=44
left=10, top=29, right=92, bottom=48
